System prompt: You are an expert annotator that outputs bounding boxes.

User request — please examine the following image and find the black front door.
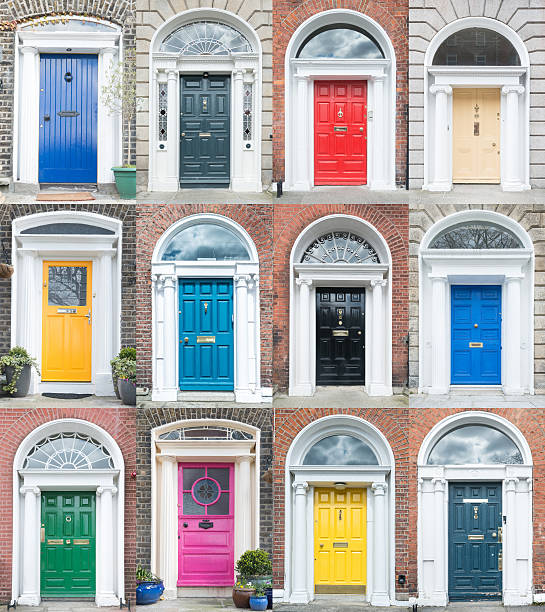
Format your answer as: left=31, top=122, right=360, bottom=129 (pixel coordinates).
left=180, top=75, right=230, bottom=186
left=316, top=288, right=365, bottom=385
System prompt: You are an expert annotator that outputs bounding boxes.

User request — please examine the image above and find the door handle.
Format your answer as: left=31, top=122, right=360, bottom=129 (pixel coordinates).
left=181, top=132, right=186, bottom=137
left=85, top=311, right=91, bottom=325
left=492, top=531, right=497, bottom=538
left=44, top=114, right=50, bottom=121
left=183, top=523, right=188, bottom=528
left=359, top=127, right=363, bottom=132
left=184, top=337, right=189, bottom=343
left=492, top=142, right=497, bottom=147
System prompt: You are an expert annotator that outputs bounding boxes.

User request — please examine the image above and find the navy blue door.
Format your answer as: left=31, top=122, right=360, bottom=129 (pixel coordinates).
left=179, top=279, right=234, bottom=391
left=180, top=75, right=230, bottom=186
left=448, top=482, right=502, bottom=600
left=451, top=286, right=501, bottom=385
left=39, top=54, right=98, bottom=183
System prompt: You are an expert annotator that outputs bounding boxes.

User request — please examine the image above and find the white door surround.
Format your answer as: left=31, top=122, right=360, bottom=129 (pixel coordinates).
left=150, top=419, right=260, bottom=599
left=14, top=16, right=122, bottom=188
left=417, top=412, right=533, bottom=607
left=281, top=415, right=395, bottom=606
left=289, top=214, right=392, bottom=397
left=148, top=9, right=263, bottom=193
left=423, top=17, right=530, bottom=192
left=284, top=9, right=396, bottom=191
left=12, top=419, right=125, bottom=607
left=11, top=211, right=123, bottom=396
left=418, top=210, right=534, bottom=395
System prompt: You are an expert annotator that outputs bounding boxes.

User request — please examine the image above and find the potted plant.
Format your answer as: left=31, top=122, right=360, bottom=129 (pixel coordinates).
left=101, top=48, right=137, bottom=199
left=235, top=549, right=273, bottom=590
left=265, top=581, right=273, bottom=610
left=110, top=347, right=136, bottom=399
left=136, top=566, right=164, bottom=605
left=249, top=584, right=268, bottom=611
left=113, top=354, right=136, bottom=405
left=0, top=346, right=40, bottom=397
left=232, top=577, right=256, bottom=609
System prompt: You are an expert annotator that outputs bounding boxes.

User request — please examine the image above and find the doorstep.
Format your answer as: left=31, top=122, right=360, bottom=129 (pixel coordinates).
left=0, top=394, right=124, bottom=407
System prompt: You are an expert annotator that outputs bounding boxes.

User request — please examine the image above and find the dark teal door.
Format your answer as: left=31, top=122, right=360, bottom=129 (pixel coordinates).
left=180, top=75, right=230, bottom=186
left=451, top=285, right=501, bottom=385
left=39, top=54, right=98, bottom=183
left=448, top=483, right=502, bottom=600
left=179, top=279, right=234, bottom=390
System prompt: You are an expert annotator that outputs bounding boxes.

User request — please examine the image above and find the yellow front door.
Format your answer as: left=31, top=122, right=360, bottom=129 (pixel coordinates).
left=42, top=261, right=92, bottom=382
left=453, top=88, right=500, bottom=183
left=314, top=487, right=367, bottom=594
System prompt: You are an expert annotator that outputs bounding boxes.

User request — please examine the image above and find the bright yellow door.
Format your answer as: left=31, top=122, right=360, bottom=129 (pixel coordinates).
left=453, top=88, right=500, bottom=183
left=314, top=487, right=366, bottom=594
left=42, top=261, right=92, bottom=382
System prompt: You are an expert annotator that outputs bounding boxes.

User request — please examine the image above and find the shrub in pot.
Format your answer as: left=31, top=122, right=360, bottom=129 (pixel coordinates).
left=235, top=549, right=273, bottom=590
left=113, top=356, right=136, bottom=405
left=0, top=346, right=40, bottom=397
left=249, top=585, right=268, bottom=611
left=232, top=578, right=256, bottom=609
left=136, top=565, right=164, bottom=605
left=110, top=347, right=136, bottom=399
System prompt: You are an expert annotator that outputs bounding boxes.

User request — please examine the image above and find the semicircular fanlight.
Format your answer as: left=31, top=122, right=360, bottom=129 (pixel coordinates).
left=160, top=21, right=253, bottom=55
left=301, top=231, right=380, bottom=264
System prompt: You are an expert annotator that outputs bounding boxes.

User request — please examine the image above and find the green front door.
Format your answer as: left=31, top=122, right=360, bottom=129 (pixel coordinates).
left=41, top=492, right=96, bottom=597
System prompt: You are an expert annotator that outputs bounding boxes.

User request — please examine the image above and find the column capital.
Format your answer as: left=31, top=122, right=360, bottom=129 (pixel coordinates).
left=430, top=84, right=452, bottom=96
left=502, top=85, right=525, bottom=96
left=235, top=455, right=253, bottom=464
left=372, top=482, right=388, bottom=496
left=167, top=70, right=178, bottom=80
left=432, top=477, right=447, bottom=492
left=292, top=481, right=309, bottom=495
left=20, top=485, right=40, bottom=497
left=99, top=47, right=118, bottom=56
left=370, top=278, right=387, bottom=288
left=294, top=73, right=309, bottom=82
left=505, top=477, right=519, bottom=491
left=97, top=485, right=118, bottom=497
left=505, top=274, right=524, bottom=283
left=234, top=69, right=244, bottom=80
left=234, top=274, right=251, bottom=287
left=428, top=273, right=448, bottom=283
left=296, top=278, right=312, bottom=287
left=157, top=454, right=177, bottom=464
left=20, top=46, right=38, bottom=55
left=162, top=274, right=177, bottom=289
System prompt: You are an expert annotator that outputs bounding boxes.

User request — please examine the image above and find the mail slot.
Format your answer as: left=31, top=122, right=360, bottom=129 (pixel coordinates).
left=469, top=342, right=483, bottom=348
left=57, top=110, right=80, bottom=118
left=197, top=336, right=216, bottom=343
left=199, top=520, right=214, bottom=529
left=73, top=539, right=90, bottom=545
left=333, top=542, right=348, bottom=548
left=199, top=132, right=212, bottom=138
left=332, top=330, right=349, bottom=337
left=57, top=308, right=77, bottom=313
left=468, top=535, right=484, bottom=541
left=334, top=126, right=348, bottom=132
left=47, top=539, right=64, bottom=545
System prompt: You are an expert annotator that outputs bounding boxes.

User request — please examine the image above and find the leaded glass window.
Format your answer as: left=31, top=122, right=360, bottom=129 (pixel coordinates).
left=23, top=433, right=114, bottom=470
left=297, top=25, right=384, bottom=59
left=160, top=21, right=252, bottom=55
left=427, top=425, right=523, bottom=465
left=158, top=85, right=168, bottom=142
left=301, top=231, right=380, bottom=264
left=181, top=465, right=231, bottom=516
left=429, top=222, right=523, bottom=249
left=303, top=435, right=379, bottom=465
left=48, top=266, right=88, bottom=306
left=243, top=83, right=253, bottom=141
left=161, top=223, right=251, bottom=261
left=159, top=425, right=253, bottom=441
left=433, top=28, right=520, bottom=66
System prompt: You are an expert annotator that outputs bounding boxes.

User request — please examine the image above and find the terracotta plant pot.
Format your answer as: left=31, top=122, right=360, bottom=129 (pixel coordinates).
left=232, top=586, right=255, bottom=609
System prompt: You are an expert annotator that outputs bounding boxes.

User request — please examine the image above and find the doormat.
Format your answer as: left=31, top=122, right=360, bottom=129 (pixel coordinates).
left=36, top=192, right=95, bottom=201
left=42, top=393, right=92, bottom=399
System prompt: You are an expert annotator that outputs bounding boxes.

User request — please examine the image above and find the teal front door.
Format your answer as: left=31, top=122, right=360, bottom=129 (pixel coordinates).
left=448, top=483, right=502, bottom=600
left=41, top=492, right=96, bottom=597
left=180, top=75, right=230, bottom=186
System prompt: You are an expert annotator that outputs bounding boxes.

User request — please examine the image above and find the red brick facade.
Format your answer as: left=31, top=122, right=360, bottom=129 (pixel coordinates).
left=272, top=0, right=408, bottom=185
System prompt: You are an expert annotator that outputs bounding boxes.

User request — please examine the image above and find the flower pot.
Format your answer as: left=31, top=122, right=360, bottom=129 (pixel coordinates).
left=118, top=378, right=136, bottom=405
left=249, top=595, right=268, bottom=611
left=265, top=587, right=272, bottom=609
left=232, top=586, right=255, bottom=609
left=0, top=263, right=14, bottom=278
left=4, top=364, right=31, bottom=397
left=112, top=167, right=136, bottom=200
left=112, top=372, right=121, bottom=400
left=136, top=581, right=164, bottom=605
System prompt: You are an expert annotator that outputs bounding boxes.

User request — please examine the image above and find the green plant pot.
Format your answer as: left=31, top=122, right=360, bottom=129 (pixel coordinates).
left=112, top=167, right=136, bottom=200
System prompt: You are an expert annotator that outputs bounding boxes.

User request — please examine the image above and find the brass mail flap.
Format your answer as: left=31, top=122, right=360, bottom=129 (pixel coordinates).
left=199, top=132, right=212, bottom=137
left=468, top=535, right=484, bottom=541
left=197, top=336, right=216, bottom=343
left=469, top=342, right=483, bottom=348
left=332, top=330, right=349, bottom=337
left=58, top=110, right=80, bottom=118
left=47, top=539, right=64, bottom=545
left=73, top=539, right=90, bottom=545
left=57, top=308, right=77, bottom=313
left=334, top=126, right=348, bottom=132
left=333, top=542, right=348, bottom=548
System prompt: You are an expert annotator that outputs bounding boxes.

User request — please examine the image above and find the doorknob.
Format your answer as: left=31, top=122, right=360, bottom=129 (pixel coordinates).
left=85, top=311, right=91, bottom=325
left=492, top=532, right=497, bottom=537
left=359, top=127, right=363, bottom=132
left=474, top=323, right=478, bottom=328
left=181, top=132, right=186, bottom=137
left=492, top=142, right=496, bottom=147
left=183, top=523, right=188, bottom=528
left=184, top=337, right=189, bottom=343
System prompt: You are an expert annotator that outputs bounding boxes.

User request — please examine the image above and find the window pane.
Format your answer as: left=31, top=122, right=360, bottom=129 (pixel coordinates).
left=48, top=266, right=88, bottom=306
left=183, top=467, right=205, bottom=490
left=301, top=231, right=380, bottom=264
left=430, top=222, right=523, bottom=249
left=207, top=468, right=230, bottom=491
left=161, top=223, right=251, bottom=261
left=303, top=435, right=379, bottom=465
left=427, top=425, right=523, bottom=465
left=297, top=26, right=384, bottom=59
left=20, top=20, right=116, bottom=32
left=207, top=493, right=230, bottom=515
left=160, top=21, right=252, bottom=55
left=183, top=492, right=205, bottom=515
left=433, top=28, right=520, bottom=66
left=192, top=478, right=220, bottom=505
left=23, top=433, right=113, bottom=470
left=22, top=223, right=114, bottom=235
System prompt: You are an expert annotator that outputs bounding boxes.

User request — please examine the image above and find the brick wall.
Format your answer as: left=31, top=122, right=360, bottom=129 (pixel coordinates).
left=273, top=0, right=408, bottom=185
left=272, top=203, right=409, bottom=391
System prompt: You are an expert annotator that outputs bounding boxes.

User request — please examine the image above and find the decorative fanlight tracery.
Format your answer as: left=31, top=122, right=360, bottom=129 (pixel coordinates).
left=159, top=21, right=253, bottom=55
left=430, top=222, right=523, bottom=249
left=158, top=425, right=254, bottom=441
left=301, top=231, right=380, bottom=264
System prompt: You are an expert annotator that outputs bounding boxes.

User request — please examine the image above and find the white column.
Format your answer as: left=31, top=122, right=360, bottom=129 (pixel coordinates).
left=432, top=478, right=447, bottom=600
left=291, top=482, right=309, bottom=603
left=503, top=477, right=518, bottom=601
left=234, top=274, right=250, bottom=401
left=236, top=456, right=253, bottom=555
left=429, top=275, right=449, bottom=394
left=231, top=69, right=244, bottom=190
left=16, top=252, right=39, bottom=393
left=158, top=456, right=178, bottom=599
left=167, top=70, right=179, bottom=187
left=293, top=75, right=310, bottom=190
left=504, top=275, right=523, bottom=394
left=98, top=47, right=119, bottom=183
left=370, top=76, right=388, bottom=189
left=369, top=279, right=387, bottom=396
left=18, top=486, right=40, bottom=606
left=501, top=86, right=525, bottom=191
left=428, top=85, right=452, bottom=191
left=96, top=485, right=118, bottom=606
left=162, top=275, right=178, bottom=400
left=370, top=483, right=389, bottom=606
left=295, top=278, right=312, bottom=395
left=19, top=46, right=39, bottom=185
left=96, top=253, right=114, bottom=395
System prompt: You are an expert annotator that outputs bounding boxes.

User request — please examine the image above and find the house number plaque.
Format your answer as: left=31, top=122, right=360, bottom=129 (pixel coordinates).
left=57, top=308, right=76, bottom=313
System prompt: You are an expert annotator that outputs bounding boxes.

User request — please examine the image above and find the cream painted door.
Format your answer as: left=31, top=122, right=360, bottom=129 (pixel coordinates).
left=453, top=88, right=500, bottom=183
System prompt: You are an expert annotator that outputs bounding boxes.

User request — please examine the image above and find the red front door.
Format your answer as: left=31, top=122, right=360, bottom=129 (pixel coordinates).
left=314, top=80, right=367, bottom=185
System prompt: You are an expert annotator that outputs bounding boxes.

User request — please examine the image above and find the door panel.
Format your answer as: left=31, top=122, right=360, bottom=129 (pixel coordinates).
left=42, top=261, right=92, bottom=382
left=453, top=88, right=500, bottom=183
left=316, top=289, right=365, bottom=385
left=39, top=54, right=98, bottom=183
left=314, top=488, right=366, bottom=593
left=41, top=492, right=96, bottom=597
left=451, top=285, right=501, bottom=385
left=178, top=463, right=234, bottom=586
left=179, top=279, right=234, bottom=390
left=180, top=76, right=230, bottom=185
left=314, top=81, right=367, bottom=185
left=448, top=483, right=502, bottom=600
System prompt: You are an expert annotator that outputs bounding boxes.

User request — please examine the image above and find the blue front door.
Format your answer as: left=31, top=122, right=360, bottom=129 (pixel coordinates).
left=39, top=54, right=98, bottom=183
left=179, top=279, right=234, bottom=391
left=448, top=482, right=502, bottom=601
left=451, top=285, right=501, bottom=385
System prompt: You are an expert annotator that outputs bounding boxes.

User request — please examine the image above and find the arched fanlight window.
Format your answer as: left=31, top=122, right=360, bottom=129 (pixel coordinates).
left=296, top=25, right=384, bottom=59
left=19, top=19, right=117, bottom=32
left=303, top=435, right=379, bottom=465
left=433, top=28, right=521, bottom=66
left=427, top=425, right=523, bottom=465
left=23, top=432, right=114, bottom=470
left=301, top=231, right=380, bottom=264
left=160, top=21, right=253, bottom=55
left=158, top=425, right=254, bottom=441
left=161, top=223, right=251, bottom=261
left=21, top=223, right=114, bottom=235
left=429, top=222, right=523, bottom=249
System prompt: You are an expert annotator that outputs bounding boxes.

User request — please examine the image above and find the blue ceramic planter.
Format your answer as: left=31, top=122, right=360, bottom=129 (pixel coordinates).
left=249, top=595, right=268, bottom=611
left=136, top=581, right=164, bottom=604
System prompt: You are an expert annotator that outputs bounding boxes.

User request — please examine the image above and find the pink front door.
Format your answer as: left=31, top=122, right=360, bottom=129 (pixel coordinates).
left=178, top=463, right=235, bottom=586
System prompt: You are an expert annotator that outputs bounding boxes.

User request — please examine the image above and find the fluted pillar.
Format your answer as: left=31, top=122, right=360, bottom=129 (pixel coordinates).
left=158, top=456, right=178, bottom=599
left=429, top=275, right=448, bottom=394
left=96, top=485, right=118, bottom=605
left=501, top=86, right=525, bottom=191
left=429, top=85, right=452, bottom=191
left=369, top=279, right=387, bottom=395
left=371, top=483, right=389, bottom=605
left=293, top=75, right=310, bottom=190
left=235, top=274, right=250, bottom=397
left=19, top=486, right=40, bottom=605
left=20, top=46, right=39, bottom=184
left=504, top=275, right=523, bottom=394
left=290, top=482, right=309, bottom=603
left=295, top=278, right=312, bottom=395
